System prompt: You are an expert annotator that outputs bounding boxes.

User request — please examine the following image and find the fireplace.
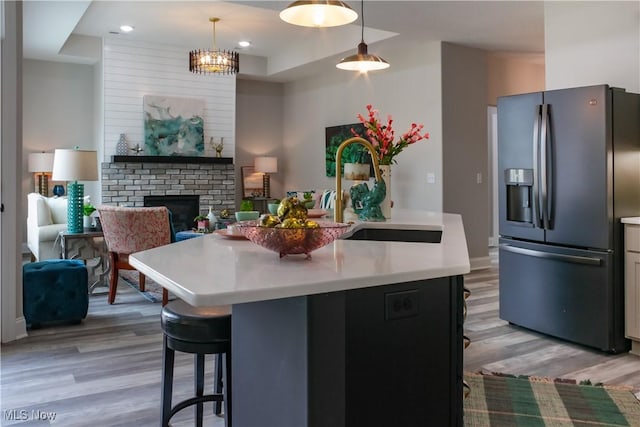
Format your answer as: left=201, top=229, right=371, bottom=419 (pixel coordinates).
left=101, top=159, right=235, bottom=223
left=144, top=195, right=199, bottom=232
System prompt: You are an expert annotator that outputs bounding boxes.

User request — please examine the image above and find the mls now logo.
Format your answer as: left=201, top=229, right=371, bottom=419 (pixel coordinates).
left=4, top=409, right=56, bottom=421
left=3, top=409, right=28, bottom=421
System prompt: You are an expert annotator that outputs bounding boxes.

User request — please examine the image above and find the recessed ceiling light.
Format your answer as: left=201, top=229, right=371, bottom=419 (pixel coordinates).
left=120, top=25, right=134, bottom=33
left=238, top=40, right=251, bottom=48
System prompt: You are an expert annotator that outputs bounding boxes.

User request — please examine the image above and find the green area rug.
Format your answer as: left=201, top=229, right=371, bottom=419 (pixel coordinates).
left=464, top=372, right=640, bottom=426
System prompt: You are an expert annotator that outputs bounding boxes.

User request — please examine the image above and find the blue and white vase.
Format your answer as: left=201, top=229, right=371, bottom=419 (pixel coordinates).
left=116, top=133, right=128, bottom=155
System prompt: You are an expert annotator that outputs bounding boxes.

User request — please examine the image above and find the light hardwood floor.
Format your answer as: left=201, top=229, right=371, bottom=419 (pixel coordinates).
left=464, top=254, right=640, bottom=400
left=2, top=256, right=639, bottom=426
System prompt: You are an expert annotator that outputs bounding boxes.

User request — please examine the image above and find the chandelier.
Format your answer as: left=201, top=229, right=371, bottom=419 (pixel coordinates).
left=189, top=18, right=239, bottom=75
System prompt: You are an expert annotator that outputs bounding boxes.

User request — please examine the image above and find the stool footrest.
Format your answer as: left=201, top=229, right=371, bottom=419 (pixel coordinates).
left=167, top=394, right=224, bottom=424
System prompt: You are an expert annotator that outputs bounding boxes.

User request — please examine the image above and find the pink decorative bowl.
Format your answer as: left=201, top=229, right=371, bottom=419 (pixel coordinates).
left=235, top=221, right=351, bottom=258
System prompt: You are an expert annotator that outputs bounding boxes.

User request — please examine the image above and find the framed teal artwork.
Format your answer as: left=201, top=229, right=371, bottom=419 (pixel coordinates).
left=143, top=95, right=205, bottom=156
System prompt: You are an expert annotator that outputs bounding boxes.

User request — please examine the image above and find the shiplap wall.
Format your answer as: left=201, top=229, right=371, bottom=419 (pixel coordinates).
left=102, top=38, right=236, bottom=162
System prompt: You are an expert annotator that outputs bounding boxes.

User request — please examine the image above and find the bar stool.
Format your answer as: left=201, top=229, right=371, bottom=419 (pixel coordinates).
left=161, top=300, right=232, bottom=427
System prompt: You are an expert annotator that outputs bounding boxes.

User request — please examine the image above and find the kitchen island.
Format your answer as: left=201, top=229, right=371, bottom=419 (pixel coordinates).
left=130, top=210, right=470, bottom=427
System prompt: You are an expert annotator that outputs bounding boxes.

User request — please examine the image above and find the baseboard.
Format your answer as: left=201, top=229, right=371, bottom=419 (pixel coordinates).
left=3, top=317, right=28, bottom=343
left=470, top=256, right=491, bottom=271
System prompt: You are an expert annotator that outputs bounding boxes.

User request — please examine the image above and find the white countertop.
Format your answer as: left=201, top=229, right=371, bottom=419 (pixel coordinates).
left=129, top=210, right=470, bottom=307
left=621, top=217, right=640, bottom=224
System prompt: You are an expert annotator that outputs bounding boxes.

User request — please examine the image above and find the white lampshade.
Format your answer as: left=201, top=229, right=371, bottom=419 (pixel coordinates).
left=280, top=1, right=357, bottom=27
left=52, top=149, right=99, bottom=181
left=28, top=152, right=54, bottom=173
left=254, top=156, right=278, bottom=174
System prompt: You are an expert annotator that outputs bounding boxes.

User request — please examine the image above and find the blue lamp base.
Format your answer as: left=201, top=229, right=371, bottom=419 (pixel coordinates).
left=67, top=182, right=84, bottom=233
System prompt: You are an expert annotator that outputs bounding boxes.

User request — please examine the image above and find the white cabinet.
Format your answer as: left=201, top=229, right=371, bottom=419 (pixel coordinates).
left=624, top=222, right=640, bottom=356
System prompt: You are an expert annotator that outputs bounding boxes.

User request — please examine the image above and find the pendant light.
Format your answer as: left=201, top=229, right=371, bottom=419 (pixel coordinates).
left=336, top=0, right=389, bottom=72
left=280, top=1, right=358, bottom=27
left=189, top=17, right=239, bottom=75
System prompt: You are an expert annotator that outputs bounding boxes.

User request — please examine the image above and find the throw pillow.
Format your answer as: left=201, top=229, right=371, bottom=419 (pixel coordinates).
left=48, top=197, right=68, bottom=224
left=35, top=195, right=52, bottom=226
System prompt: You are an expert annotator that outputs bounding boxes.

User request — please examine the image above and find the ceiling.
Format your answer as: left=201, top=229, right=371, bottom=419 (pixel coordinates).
left=23, top=1, right=545, bottom=82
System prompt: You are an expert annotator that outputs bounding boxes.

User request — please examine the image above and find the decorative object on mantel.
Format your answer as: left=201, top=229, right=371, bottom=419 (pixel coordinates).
left=143, top=95, right=204, bottom=156
left=336, top=0, right=389, bottom=72
left=28, top=152, right=54, bottom=196
left=352, top=104, right=430, bottom=218
left=130, top=143, right=144, bottom=155
left=52, top=147, right=99, bottom=233
left=116, top=133, right=129, bottom=155
left=210, top=136, right=224, bottom=157
left=254, top=156, right=278, bottom=199
left=189, top=17, right=239, bottom=75
left=279, top=1, right=358, bottom=28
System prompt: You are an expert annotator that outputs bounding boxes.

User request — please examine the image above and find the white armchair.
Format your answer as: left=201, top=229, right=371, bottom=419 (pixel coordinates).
left=27, top=193, right=68, bottom=261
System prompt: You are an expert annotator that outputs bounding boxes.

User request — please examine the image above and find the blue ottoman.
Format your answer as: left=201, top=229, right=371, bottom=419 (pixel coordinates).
left=23, top=259, right=89, bottom=328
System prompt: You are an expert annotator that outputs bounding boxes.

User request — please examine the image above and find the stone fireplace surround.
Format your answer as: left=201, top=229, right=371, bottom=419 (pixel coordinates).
left=101, top=156, right=235, bottom=225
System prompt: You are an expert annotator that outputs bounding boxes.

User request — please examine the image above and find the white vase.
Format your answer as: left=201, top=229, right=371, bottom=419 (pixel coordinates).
left=379, top=164, right=391, bottom=218
left=83, top=215, right=93, bottom=229
left=344, top=163, right=370, bottom=181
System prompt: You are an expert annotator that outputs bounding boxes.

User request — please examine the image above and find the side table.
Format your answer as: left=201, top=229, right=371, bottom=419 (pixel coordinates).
left=58, top=230, right=110, bottom=294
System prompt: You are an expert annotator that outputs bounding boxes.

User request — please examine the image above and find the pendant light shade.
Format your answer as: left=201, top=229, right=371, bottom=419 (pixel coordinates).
left=336, top=0, right=389, bottom=72
left=280, top=1, right=358, bottom=27
left=189, top=18, right=239, bottom=75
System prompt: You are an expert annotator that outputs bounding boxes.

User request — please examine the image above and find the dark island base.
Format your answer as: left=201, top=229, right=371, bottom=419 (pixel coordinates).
left=232, top=275, right=464, bottom=427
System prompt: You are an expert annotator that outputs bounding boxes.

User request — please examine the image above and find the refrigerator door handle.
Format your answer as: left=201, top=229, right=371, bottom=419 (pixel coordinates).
left=500, top=244, right=602, bottom=266
left=532, top=105, right=542, bottom=228
left=540, top=103, right=552, bottom=230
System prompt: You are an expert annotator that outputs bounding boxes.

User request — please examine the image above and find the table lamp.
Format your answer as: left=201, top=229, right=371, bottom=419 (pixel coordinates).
left=28, top=152, right=54, bottom=196
left=52, top=148, right=98, bottom=233
left=254, top=156, right=278, bottom=199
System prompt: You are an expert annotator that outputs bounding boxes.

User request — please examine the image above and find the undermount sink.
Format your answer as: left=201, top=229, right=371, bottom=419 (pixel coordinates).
left=342, top=227, right=442, bottom=243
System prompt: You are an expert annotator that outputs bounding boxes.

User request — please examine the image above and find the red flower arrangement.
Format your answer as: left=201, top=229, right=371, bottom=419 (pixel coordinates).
left=353, top=104, right=429, bottom=166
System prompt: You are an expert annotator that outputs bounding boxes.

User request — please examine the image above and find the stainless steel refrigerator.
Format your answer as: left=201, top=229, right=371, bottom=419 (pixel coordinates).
left=497, top=84, right=640, bottom=353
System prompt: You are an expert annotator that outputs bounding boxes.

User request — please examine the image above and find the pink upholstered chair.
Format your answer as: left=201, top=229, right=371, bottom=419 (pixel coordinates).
left=97, top=206, right=172, bottom=305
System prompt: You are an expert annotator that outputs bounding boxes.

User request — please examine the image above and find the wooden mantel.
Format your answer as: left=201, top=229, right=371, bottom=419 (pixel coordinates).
left=111, top=155, right=233, bottom=164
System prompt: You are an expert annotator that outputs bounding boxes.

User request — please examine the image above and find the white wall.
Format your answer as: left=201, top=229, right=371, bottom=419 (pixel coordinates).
left=236, top=79, right=284, bottom=206
left=282, top=40, right=443, bottom=213
left=102, top=38, right=236, bottom=163
left=441, top=43, right=489, bottom=266
left=486, top=54, right=545, bottom=105
left=1, top=0, right=27, bottom=342
left=22, top=59, right=97, bottom=206
left=545, top=1, right=640, bottom=92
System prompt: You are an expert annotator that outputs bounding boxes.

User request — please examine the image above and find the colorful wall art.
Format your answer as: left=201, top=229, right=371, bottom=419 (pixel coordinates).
left=325, top=123, right=374, bottom=177
left=143, top=95, right=205, bottom=156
